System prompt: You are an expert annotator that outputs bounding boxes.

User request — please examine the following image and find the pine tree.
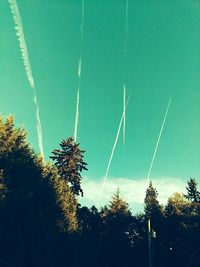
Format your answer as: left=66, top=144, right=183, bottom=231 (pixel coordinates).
left=144, top=181, right=161, bottom=218
left=108, top=188, right=130, bottom=215
left=185, top=178, right=200, bottom=203
left=50, top=137, right=88, bottom=196
left=0, top=116, right=78, bottom=266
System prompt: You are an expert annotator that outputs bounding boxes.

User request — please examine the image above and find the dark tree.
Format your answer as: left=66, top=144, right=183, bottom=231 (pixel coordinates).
left=50, top=137, right=88, bottom=196
left=144, top=181, right=161, bottom=218
left=185, top=178, right=200, bottom=203
left=0, top=116, right=78, bottom=267
left=99, top=190, right=134, bottom=267
left=108, top=188, right=130, bottom=215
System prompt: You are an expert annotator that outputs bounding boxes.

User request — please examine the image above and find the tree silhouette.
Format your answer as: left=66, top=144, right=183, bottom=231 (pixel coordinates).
left=185, top=178, right=200, bottom=203
left=0, top=116, right=78, bottom=267
left=50, top=137, right=88, bottom=196
left=108, top=188, right=130, bottom=215
left=144, top=181, right=161, bottom=219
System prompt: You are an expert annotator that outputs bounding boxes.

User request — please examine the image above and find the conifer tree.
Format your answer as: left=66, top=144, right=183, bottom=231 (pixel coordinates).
left=50, top=137, right=88, bottom=196
left=144, top=181, right=161, bottom=218
left=0, top=116, right=78, bottom=266
left=108, top=188, right=130, bottom=215
left=185, top=178, right=200, bottom=203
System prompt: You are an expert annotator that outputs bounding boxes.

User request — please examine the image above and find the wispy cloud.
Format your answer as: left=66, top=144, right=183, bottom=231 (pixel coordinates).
left=80, top=176, right=186, bottom=212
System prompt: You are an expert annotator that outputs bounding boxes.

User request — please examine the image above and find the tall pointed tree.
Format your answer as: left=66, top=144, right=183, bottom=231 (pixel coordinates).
left=50, top=137, right=88, bottom=196
left=185, top=178, right=200, bottom=203
left=108, top=188, right=130, bottom=215
left=144, top=181, right=162, bottom=220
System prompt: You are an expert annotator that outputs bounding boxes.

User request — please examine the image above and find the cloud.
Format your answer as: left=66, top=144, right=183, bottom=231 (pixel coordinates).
left=79, top=176, right=187, bottom=213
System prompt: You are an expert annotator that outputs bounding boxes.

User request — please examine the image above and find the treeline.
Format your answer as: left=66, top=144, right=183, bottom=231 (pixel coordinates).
left=0, top=116, right=200, bottom=267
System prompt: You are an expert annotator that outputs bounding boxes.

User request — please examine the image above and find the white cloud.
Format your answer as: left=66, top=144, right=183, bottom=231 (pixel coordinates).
left=79, top=176, right=187, bottom=213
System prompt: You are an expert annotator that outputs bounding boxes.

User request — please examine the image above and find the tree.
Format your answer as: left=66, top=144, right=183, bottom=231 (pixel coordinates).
left=185, top=178, right=200, bottom=203
left=50, top=137, right=88, bottom=196
left=165, top=192, right=189, bottom=216
left=0, top=116, right=78, bottom=267
left=144, top=181, right=161, bottom=219
left=108, top=188, right=130, bottom=215
left=99, top=190, right=133, bottom=267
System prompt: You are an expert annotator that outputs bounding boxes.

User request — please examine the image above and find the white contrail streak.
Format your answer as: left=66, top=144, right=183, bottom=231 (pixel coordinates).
left=8, top=0, right=34, bottom=88
left=124, top=0, right=129, bottom=54
left=123, top=84, right=126, bottom=145
left=98, top=94, right=132, bottom=205
left=146, top=98, right=172, bottom=182
left=78, top=56, right=82, bottom=78
left=33, top=93, right=44, bottom=158
left=74, top=0, right=85, bottom=142
left=8, top=0, right=44, bottom=158
left=73, top=56, right=81, bottom=142
left=74, top=89, right=80, bottom=143
left=122, top=0, right=129, bottom=145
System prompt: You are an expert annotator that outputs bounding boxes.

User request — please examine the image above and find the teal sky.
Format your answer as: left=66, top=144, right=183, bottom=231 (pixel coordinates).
left=1, top=0, right=200, bottom=208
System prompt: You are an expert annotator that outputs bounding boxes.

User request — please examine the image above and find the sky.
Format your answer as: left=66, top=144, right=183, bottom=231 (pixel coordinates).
left=1, top=0, right=200, bottom=211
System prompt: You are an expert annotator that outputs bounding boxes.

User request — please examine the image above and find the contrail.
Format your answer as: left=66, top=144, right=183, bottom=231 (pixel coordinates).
left=33, top=93, right=44, bottom=158
left=123, top=84, right=126, bottom=145
left=98, top=94, right=132, bottom=205
left=8, top=0, right=44, bottom=158
left=74, top=0, right=85, bottom=142
left=124, top=0, right=129, bottom=54
left=74, top=56, right=81, bottom=142
left=78, top=56, right=82, bottom=78
left=8, top=0, right=34, bottom=88
left=74, top=88, right=80, bottom=143
left=146, top=98, right=172, bottom=182
left=122, top=0, right=129, bottom=145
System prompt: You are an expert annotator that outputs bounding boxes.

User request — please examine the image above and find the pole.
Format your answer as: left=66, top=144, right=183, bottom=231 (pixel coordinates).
left=148, top=218, right=152, bottom=267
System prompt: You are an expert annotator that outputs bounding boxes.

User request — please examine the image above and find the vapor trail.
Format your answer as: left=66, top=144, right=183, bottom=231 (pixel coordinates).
left=78, top=56, right=82, bottom=78
left=122, top=0, right=129, bottom=145
left=98, top=94, right=131, bottom=205
left=123, top=84, right=126, bottom=145
left=74, top=89, right=80, bottom=143
left=8, top=0, right=34, bottom=88
left=146, top=98, right=172, bottom=181
left=74, top=0, right=85, bottom=142
left=33, top=93, right=44, bottom=158
left=8, top=0, right=44, bottom=158
left=124, top=0, right=129, bottom=54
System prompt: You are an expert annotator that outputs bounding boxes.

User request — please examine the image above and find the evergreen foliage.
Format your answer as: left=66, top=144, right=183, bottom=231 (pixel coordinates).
left=0, top=116, right=200, bottom=267
left=0, top=116, right=78, bottom=266
left=50, top=137, right=88, bottom=196
left=144, top=181, right=162, bottom=218
left=185, top=178, right=200, bottom=203
left=108, top=188, right=130, bottom=215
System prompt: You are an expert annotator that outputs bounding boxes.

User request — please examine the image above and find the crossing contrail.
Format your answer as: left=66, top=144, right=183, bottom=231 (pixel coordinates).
left=98, top=94, right=132, bottom=205
left=74, top=0, right=85, bottom=142
left=8, top=0, right=44, bottom=158
left=123, top=84, right=126, bottom=145
left=146, top=98, right=172, bottom=182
